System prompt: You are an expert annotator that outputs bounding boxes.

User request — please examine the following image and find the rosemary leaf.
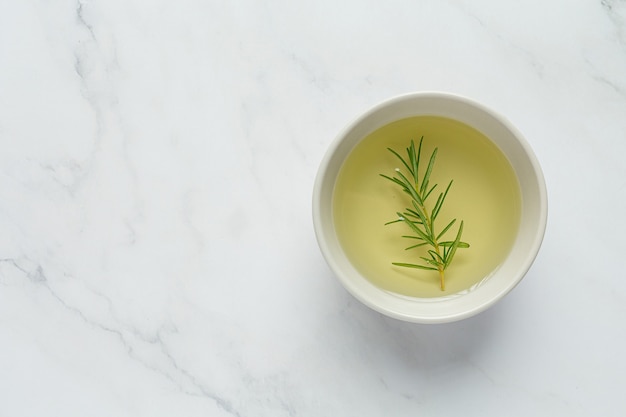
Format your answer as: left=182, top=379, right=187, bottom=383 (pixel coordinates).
left=400, top=215, right=434, bottom=246
left=436, top=218, right=457, bottom=241
left=424, top=183, right=438, bottom=201
left=405, top=242, right=428, bottom=250
left=392, top=262, right=437, bottom=271
left=415, top=138, right=423, bottom=183
left=387, top=147, right=413, bottom=176
left=420, top=147, right=438, bottom=195
left=432, top=180, right=453, bottom=221
left=420, top=257, right=440, bottom=266
left=439, top=241, right=470, bottom=248
left=444, top=220, right=464, bottom=269
left=428, top=250, right=445, bottom=264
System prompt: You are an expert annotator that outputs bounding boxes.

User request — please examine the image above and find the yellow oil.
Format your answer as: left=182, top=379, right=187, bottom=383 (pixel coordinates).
left=333, top=116, right=521, bottom=297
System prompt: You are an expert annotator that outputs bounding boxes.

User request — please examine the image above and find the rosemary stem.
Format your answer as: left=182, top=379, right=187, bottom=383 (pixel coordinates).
left=420, top=200, right=446, bottom=290
left=438, top=268, right=445, bottom=291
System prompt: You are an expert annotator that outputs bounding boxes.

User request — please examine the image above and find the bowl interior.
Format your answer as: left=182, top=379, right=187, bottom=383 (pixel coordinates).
left=313, top=93, right=547, bottom=323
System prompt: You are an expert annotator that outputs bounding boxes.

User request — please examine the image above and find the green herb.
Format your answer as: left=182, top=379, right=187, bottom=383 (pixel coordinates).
left=380, top=137, right=469, bottom=291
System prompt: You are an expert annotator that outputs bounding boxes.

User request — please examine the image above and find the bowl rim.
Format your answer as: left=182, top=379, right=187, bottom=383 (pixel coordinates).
left=312, top=91, right=548, bottom=323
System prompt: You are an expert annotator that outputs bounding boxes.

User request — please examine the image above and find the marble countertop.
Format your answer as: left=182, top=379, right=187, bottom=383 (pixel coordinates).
left=1, top=1, right=625, bottom=415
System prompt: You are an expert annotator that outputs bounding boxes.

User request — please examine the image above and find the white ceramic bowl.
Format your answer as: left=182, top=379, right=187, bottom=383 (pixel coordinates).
left=312, top=92, right=547, bottom=324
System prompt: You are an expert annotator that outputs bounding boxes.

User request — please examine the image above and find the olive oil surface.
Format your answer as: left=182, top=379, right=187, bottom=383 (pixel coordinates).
left=333, top=116, right=521, bottom=297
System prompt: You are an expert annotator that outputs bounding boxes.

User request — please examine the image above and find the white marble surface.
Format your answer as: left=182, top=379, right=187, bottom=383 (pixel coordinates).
left=1, top=0, right=625, bottom=415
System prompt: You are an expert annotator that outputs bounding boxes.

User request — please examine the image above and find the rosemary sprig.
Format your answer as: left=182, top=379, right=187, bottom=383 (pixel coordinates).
left=380, top=137, right=469, bottom=291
